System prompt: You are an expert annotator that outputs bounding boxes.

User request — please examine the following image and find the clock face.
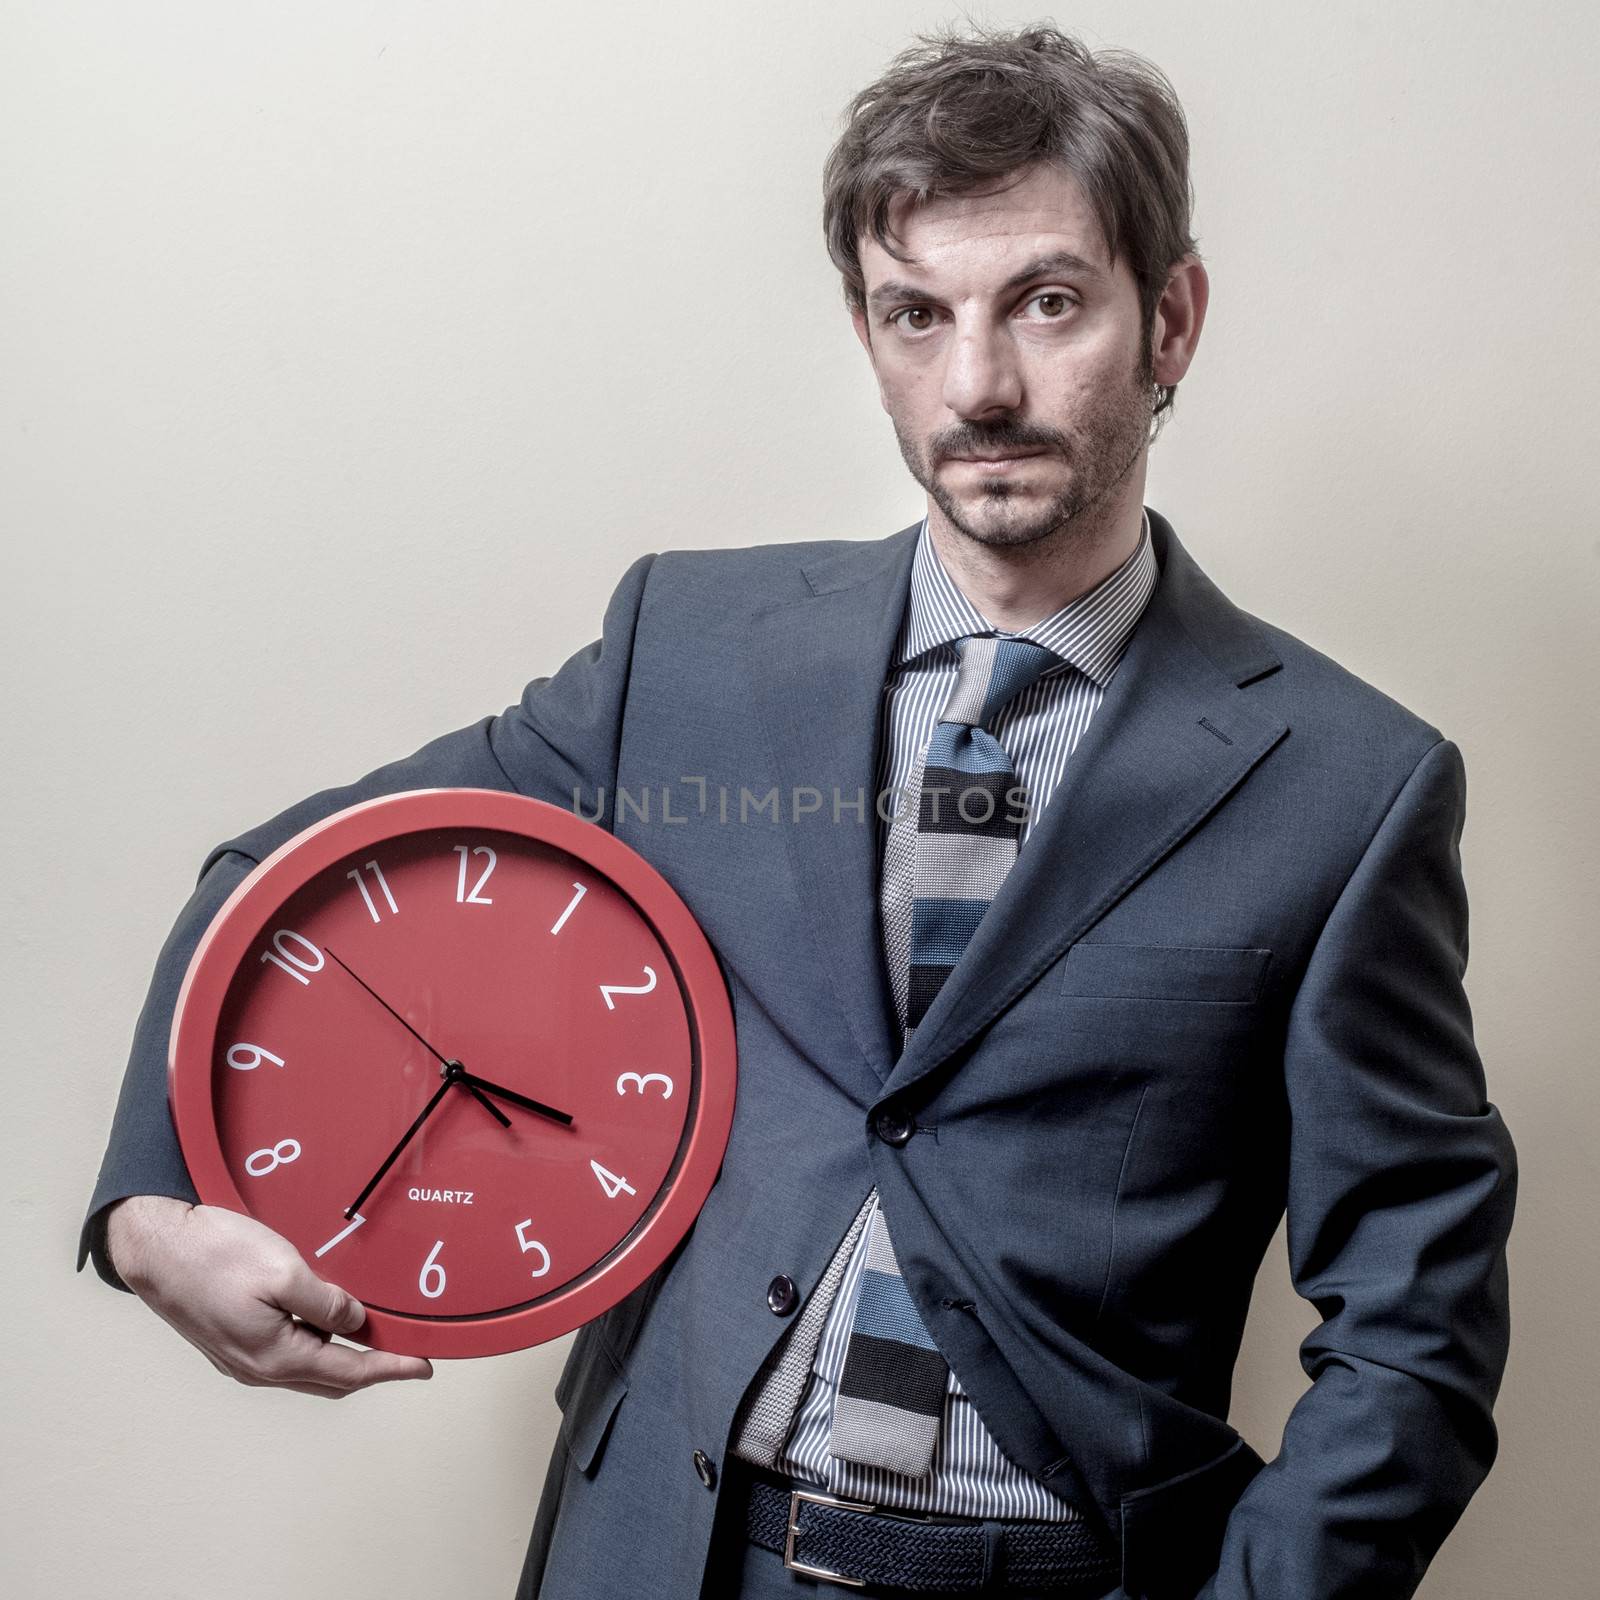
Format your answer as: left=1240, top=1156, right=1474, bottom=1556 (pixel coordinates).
left=170, top=789, right=736, bottom=1358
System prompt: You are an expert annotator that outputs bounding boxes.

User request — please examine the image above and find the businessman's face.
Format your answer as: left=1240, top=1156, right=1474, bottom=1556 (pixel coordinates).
left=850, top=161, right=1161, bottom=553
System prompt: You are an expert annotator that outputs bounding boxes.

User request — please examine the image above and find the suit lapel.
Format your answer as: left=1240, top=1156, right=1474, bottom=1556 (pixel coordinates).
left=741, top=508, right=1291, bottom=1107
left=880, top=508, right=1289, bottom=1102
left=743, top=523, right=921, bottom=1094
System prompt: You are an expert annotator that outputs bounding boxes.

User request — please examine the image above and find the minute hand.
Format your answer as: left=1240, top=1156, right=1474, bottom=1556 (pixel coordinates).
left=454, top=1071, right=573, bottom=1127
left=343, top=1075, right=456, bottom=1220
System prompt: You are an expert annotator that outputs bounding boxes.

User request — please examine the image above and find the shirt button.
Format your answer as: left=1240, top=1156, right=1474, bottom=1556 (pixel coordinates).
left=767, top=1274, right=798, bottom=1316
left=874, top=1105, right=915, bottom=1146
left=693, top=1449, right=717, bottom=1489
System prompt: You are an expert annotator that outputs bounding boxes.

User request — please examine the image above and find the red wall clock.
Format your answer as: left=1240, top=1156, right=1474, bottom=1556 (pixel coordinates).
left=168, top=788, right=737, bottom=1358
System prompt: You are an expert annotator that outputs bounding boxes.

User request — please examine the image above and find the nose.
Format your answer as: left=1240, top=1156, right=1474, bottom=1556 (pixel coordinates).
left=940, top=317, right=1023, bottom=419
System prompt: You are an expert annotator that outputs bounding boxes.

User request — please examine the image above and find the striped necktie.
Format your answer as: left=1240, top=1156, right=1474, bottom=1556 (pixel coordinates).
left=830, top=633, right=1061, bottom=1479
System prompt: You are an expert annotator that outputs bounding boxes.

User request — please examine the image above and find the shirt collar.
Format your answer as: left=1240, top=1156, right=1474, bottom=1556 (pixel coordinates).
left=895, top=507, right=1159, bottom=689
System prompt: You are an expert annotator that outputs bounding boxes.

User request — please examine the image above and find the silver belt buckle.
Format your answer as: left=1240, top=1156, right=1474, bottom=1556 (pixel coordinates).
left=784, top=1487, right=876, bottom=1588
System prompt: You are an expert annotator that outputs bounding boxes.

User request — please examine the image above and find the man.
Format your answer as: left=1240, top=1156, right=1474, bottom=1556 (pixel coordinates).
left=78, top=23, right=1515, bottom=1600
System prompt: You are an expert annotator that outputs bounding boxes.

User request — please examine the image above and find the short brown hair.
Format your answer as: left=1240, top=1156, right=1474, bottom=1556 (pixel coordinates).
left=822, top=20, right=1200, bottom=424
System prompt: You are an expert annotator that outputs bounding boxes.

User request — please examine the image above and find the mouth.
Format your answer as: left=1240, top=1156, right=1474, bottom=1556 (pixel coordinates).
left=946, top=450, right=1049, bottom=471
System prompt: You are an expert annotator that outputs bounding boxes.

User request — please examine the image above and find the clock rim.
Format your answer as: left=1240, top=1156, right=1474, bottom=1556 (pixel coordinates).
left=168, top=786, right=737, bottom=1359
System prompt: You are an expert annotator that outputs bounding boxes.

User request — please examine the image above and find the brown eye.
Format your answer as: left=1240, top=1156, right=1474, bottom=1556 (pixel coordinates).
left=892, top=308, right=934, bottom=332
left=1033, top=293, right=1071, bottom=318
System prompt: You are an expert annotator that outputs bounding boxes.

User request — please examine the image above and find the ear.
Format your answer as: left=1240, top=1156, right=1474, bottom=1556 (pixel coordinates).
left=1149, top=254, right=1210, bottom=389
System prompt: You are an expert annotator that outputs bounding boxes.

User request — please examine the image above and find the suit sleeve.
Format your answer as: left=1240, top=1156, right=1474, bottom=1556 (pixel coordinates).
left=1201, top=736, right=1517, bottom=1599
left=76, top=550, right=658, bottom=1292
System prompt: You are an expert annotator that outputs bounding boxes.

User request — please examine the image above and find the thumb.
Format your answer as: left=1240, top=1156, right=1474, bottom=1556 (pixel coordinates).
left=277, top=1260, right=366, bottom=1334
left=327, top=1284, right=367, bottom=1334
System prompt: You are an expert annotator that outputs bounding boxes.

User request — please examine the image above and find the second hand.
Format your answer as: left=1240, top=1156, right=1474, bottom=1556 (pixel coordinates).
left=324, top=945, right=510, bottom=1125
left=324, top=946, right=452, bottom=1067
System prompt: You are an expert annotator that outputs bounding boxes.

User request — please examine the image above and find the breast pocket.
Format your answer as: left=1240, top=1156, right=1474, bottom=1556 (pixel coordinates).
left=1058, top=942, right=1271, bottom=1004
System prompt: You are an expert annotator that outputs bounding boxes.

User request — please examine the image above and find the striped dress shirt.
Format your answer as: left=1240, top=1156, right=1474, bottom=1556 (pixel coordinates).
left=731, top=508, right=1160, bottom=1519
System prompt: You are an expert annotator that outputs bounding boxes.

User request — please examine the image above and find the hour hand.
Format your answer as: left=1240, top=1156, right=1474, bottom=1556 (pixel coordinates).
left=460, top=1079, right=511, bottom=1128
left=454, top=1070, right=573, bottom=1127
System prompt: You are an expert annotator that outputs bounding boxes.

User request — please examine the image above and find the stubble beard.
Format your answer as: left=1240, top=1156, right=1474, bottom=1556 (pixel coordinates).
left=895, top=336, right=1159, bottom=555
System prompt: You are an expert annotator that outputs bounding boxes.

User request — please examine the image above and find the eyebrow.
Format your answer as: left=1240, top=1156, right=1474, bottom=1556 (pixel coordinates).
left=866, top=250, right=1108, bottom=313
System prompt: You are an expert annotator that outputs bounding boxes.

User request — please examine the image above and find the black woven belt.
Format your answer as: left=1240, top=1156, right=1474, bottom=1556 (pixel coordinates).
left=741, top=1468, right=1119, bottom=1593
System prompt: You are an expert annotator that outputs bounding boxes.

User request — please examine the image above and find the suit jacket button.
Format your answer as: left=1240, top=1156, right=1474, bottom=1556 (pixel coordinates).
left=767, top=1274, right=798, bottom=1316
left=874, top=1105, right=915, bottom=1147
left=693, top=1450, right=717, bottom=1489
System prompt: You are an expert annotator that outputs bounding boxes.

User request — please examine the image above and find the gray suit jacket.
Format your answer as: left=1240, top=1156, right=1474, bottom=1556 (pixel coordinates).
left=78, top=509, right=1515, bottom=1600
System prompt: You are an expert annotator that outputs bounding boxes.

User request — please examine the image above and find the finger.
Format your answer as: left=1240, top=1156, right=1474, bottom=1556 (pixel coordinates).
left=269, top=1317, right=434, bottom=1389
left=299, top=1346, right=435, bottom=1389
left=283, top=1380, right=355, bottom=1400
left=272, top=1259, right=370, bottom=1342
left=266, top=1261, right=433, bottom=1383
left=236, top=1335, right=432, bottom=1390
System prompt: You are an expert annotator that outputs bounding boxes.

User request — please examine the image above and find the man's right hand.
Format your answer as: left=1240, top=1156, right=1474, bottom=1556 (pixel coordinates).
left=105, top=1195, right=434, bottom=1398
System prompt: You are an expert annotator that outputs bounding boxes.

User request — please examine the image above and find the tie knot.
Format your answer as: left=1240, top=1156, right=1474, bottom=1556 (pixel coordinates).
left=940, top=634, right=1060, bottom=728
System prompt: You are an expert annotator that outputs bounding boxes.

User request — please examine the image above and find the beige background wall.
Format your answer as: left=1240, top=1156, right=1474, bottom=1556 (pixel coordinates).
left=5, top=2, right=1595, bottom=1595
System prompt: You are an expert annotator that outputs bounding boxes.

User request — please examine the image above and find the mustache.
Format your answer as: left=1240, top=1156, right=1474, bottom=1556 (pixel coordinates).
left=933, top=425, right=1066, bottom=460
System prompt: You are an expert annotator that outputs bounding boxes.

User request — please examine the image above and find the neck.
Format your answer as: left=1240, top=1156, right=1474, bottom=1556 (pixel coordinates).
left=925, top=478, right=1146, bottom=633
